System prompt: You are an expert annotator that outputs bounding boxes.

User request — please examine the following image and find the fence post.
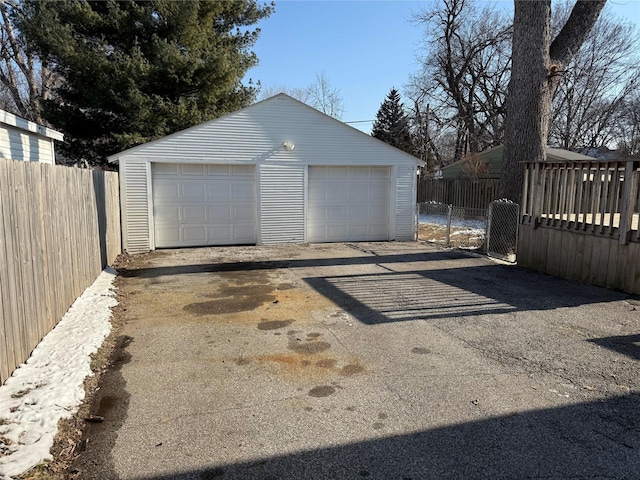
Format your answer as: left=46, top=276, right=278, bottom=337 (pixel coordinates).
left=485, top=201, right=493, bottom=254
left=619, top=161, right=639, bottom=245
left=446, top=204, right=452, bottom=247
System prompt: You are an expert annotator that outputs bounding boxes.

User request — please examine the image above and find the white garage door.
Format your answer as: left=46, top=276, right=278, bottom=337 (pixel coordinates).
left=307, top=166, right=391, bottom=242
left=152, top=163, right=256, bottom=248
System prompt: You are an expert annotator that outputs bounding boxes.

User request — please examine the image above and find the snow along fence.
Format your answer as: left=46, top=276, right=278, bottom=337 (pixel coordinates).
left=0, top=159, right=121, bottom=384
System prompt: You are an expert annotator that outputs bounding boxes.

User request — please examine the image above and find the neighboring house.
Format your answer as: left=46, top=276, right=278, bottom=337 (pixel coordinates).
left=440, top=144, right=596, bottom=180
left=0, top=109, right=64, bottom=164
left=108, top=93, right=424, bottom=253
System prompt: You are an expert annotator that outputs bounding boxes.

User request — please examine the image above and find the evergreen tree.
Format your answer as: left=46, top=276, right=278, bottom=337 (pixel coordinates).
left=17, top=0, right=273, bottom=166
left=371, top=88, right=414, bottom=155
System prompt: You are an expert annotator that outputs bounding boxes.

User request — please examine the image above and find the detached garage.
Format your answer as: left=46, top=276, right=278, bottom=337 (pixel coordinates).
left=108, top=94, right=422, bottom=253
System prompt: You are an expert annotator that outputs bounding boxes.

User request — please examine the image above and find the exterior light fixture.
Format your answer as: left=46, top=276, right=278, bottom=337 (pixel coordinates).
left=283, top=141, right=295, bottom=151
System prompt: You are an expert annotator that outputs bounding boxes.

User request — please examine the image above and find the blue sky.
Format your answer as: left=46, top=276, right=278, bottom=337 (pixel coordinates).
left=247, top=0, right=640, bottom=133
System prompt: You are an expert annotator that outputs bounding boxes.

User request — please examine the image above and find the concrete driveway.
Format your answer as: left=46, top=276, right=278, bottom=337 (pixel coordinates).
left=74, top=242, right=640, bottom=479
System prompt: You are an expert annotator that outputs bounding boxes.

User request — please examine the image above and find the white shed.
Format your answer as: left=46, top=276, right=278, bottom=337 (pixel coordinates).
left=0, top=109, right=64, bottom=164
left=108, top=94, right=422, bottom=253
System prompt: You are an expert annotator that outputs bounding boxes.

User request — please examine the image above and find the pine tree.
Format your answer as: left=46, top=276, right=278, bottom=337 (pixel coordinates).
left=17, top=0, right=273, bottom=166
left=371, top=88, right=414, bottom=155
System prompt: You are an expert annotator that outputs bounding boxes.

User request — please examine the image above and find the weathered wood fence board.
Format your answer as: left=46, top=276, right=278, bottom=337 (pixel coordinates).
left=0, top=159, right=121, bottom=384
left=417, top=178, right=500, bottom=209
left=519, top=159, right=640, bottom=295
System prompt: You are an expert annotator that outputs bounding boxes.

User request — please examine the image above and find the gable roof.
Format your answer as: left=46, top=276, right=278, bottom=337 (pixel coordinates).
left=108, top=93, right=423, bottom=165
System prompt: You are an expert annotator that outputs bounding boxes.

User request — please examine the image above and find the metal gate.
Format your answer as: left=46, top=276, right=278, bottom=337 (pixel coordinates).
left=486, top=200, right=520, bottom=262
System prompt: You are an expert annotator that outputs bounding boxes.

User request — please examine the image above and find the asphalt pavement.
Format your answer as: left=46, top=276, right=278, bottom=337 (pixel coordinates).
left=72, top=242, right=640, bottom=480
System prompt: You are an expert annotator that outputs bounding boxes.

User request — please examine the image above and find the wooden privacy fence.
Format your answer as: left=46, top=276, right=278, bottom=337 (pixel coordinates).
left=0, top=159, right=121, bottom=384
left=417, top=178, right=500, bottom=210
left=519, top=159, right=640, bottom=294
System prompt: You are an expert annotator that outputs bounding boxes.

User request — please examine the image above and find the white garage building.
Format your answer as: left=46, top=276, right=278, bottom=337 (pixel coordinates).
left=109, top=94, right=422, bottom=253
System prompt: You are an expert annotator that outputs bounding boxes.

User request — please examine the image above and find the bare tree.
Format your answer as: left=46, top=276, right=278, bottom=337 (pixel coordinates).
left=500, top=0, right=607, bottom=202
left=549, top=3, right=640, bottom=151
left=409, top=0, right=511, bottom=162
left=258, top=84, right=311, bottom=103
left=307, top=72, right=344, bottom=119
left=616, top=92, right=640, bottom=158
left=0, top=0, right=54, bottom=122
left=259, top=72, right=344, bottom=119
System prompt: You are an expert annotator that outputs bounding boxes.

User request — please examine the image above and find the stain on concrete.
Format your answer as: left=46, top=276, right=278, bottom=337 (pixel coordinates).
left=309, top=386, right=336, bottom=397
left=307, top=332, right=322, bottom=339
left=378, top=412, right=388, bottom=420
left=340, top=363, right=365, bottom=376
left=316, top=359, right=338, bottom=369
left=372, top=422, right=384, bottom=430
left=235, top=357, right=252, bottom=366
left=277, top=283, right=295, bottom=290
left=217, top=284, right=274, bottom=297
left=184, top=293, right=277, bottom=315
left=97, top=396, right=117, bottom=417
left=289, top=339, right=331, bottom=355
left=412, top=347, right=431, bottom=355
left=257, top=319, right=294, bottom=330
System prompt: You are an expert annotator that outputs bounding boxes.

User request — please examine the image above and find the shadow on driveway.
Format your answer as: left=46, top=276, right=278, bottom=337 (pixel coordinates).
left=135, top=393, right=640, bottom=480
left=118, top=248, right=627, bottom=324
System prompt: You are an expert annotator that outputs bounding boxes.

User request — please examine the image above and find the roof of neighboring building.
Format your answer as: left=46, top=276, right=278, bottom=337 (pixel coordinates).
left=0, top=109, right=64, bottom=142
left=441, top=144, right=597, bottom=180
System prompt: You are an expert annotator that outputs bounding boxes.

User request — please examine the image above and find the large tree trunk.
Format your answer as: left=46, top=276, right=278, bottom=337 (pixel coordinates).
left=499, top=0, right=607, bottom=203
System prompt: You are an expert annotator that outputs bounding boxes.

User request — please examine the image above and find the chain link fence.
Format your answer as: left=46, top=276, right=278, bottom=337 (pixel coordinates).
left=417, top=200, right=520, bottom=262
left=417, top=202, right=487, bottom=250
left=486, top=200, right=520, bottom=263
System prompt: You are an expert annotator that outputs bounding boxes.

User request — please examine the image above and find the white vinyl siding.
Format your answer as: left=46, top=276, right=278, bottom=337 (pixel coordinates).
left=307, top=166, right=391, bottom=243
left=123, top=161, right=150, bottom=253
left=0, top=125, right=55, bottom=164
left=152, top=163, right=256, bottom=248
left=395, top=165, right=417, bottom=241
left=259, top=164, right=305, bottom=244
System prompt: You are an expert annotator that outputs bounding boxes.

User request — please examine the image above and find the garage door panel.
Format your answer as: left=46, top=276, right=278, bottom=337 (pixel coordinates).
left=183, top=226, right=207, bottom=242
left=181, top=164, right=206, bottom=175
left=182, top=205, right=207, bottom=222
left=327, top=206, right=348, bottom=220
left=181, top=183, right=206, bottom=200
left=372, top=167, right=391, bottom=178
left=208, top=205, right=232, bottom=222
left=152, top=163, right=256, bottom=248
left=153, top=180, right=181, bottom=201
left=349, top=167, right=370, bottom=179
left=327, top=225, right=348, bottom=237
left=154, top=163, right=179, bottom=175
left=233, top=225, right=256, bottom=241
left=207, top=185, right=233, bottom=200
left=307, top=166, right=391, bottom=243
left=349, top=205, right=369, bottom=218
left=208, top=226, right=232, bottom=243
left=153, top=206, right=180, bottom=223
left=347, top=184, right=370, bottom=200
left=233, top=205, right=255, bottom=220
left=349, top=225, right=368, bottom=238
left=232, top=183, right=256, bottom=198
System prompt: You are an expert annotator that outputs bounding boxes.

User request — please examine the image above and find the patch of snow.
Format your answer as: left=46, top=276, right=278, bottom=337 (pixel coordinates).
left=0, top=268, right=117, bottom=479
left=450, top=228, right=485, bottom=237
left=419, top=214, right=486, bottom=230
